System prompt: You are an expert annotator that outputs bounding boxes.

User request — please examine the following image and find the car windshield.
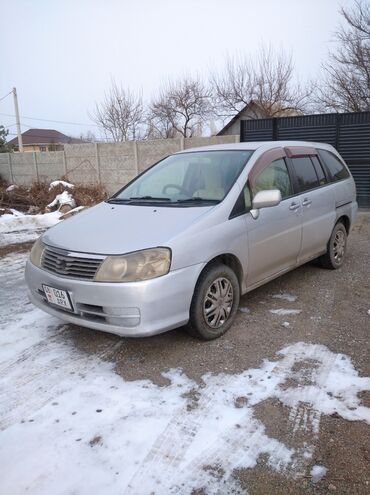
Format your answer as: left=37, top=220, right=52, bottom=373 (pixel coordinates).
left=111, top=150, right=253, bottom=206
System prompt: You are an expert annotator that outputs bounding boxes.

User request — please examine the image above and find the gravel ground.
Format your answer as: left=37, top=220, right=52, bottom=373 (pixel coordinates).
left=0, top=212, right=369, bottom=494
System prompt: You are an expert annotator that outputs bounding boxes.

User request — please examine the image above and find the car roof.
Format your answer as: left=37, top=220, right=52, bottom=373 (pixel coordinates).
left=178, top=140, right=335, bottom=154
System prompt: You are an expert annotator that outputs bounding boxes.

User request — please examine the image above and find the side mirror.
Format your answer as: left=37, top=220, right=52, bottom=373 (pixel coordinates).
left=250, top=189, right=282, bottom=219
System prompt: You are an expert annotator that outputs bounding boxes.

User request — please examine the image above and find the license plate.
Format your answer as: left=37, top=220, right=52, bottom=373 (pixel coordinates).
left=43, top=284, right=73, bottom=311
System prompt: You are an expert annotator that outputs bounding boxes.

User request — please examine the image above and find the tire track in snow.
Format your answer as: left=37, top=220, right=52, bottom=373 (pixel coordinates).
left=124, top=381, right=222, bottom=494
left=276, top=348, right=338, bottom=478
left=126, top=346, right=328, bottom=494
left=169, top=411, right=293, bottom=495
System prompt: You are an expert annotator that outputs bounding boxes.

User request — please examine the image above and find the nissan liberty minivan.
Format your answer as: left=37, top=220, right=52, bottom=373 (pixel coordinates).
left=26, top=141, right=357, bottom=340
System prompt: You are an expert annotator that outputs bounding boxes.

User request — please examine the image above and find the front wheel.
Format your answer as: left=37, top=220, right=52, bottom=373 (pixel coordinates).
left=318, top=222, right=347, bottom=269
left=186, top=263, right=240, bottom=340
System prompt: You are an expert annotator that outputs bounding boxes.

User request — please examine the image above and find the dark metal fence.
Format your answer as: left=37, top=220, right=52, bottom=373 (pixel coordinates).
left=240, top=111, right=370, bottom=207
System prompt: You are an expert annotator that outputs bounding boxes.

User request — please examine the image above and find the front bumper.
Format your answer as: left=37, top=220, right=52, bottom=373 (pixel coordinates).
left=25, top=260, right=205, bottom=337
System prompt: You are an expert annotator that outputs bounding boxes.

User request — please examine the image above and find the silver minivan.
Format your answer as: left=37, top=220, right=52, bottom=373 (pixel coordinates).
left=26, top=141, right=357, bottom=340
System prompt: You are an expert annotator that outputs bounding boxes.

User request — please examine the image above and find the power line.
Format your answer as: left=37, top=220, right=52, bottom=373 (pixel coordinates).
left=0, top=112, right=99, bottom=128
left=0, top=91, right=12, bottom=103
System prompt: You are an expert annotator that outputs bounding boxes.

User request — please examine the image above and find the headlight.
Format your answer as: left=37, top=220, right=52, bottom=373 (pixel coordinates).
left=30, top=238, right=45, bottom=267
left=94, top=248, right=171, bottom=282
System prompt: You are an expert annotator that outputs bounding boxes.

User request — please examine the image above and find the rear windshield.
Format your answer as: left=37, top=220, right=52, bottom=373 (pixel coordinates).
left=112, top=150, right=253, bottom=206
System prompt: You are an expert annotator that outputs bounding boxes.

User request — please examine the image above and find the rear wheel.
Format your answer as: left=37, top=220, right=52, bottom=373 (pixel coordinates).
left=186, top=263, right=240, bottom=340
left=318, top=222, right=347, bottom=269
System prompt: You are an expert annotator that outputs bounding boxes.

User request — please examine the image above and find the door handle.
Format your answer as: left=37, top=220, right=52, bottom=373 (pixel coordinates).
left=302, top=198, right=312, bottom=207
left=289, top=202, right=300, bottom=211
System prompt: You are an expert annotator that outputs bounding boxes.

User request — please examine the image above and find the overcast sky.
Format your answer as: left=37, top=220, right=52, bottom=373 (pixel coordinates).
left=1, top=0, right=356, bottom=139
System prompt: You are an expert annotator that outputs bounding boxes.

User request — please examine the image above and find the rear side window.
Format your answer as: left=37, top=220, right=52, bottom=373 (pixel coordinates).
left=291, top=157, right=319, bottom=192
left=311, top=156, right=327, bottom=186
left=318, top=149, right=350, bottom=181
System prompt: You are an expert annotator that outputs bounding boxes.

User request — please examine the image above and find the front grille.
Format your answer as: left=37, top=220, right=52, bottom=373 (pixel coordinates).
left=41, top=246, right=104, bottom=280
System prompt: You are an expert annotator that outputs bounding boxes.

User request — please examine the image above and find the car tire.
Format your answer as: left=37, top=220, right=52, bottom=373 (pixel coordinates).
left=318, top=222, right=347, bottom=270
left=186, top=263, right=240, bottom=340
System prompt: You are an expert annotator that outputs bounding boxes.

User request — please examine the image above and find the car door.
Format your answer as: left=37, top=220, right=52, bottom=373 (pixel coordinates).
left=286, top=147, right=336, bottom=263
left=244, top=148, right=302, bottom=288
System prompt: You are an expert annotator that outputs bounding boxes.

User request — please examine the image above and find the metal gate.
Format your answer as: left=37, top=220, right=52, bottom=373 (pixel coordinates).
left=240, top=111, right=370, bottom=207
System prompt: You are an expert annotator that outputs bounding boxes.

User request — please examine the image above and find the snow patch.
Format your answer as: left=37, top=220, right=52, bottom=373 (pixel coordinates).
left=1, top=338, right=369, bottom=493
left=5, top=184, right=18, bottom=192
left=270, top=308, right=302, bottom=316
left=47, top=190, right=76, bottom=209
left=0, top=210, right=61, bottom=246
left=310, top=464, right=327, bottom=483
left=239, top=306, right=250, bottom=314
left=49, top=180, right=74, bottom=190
left=272, top=293, right=297, bottom=302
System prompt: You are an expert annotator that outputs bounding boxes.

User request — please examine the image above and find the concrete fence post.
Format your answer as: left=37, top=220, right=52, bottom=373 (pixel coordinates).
left=133, top=140, right=139, bottom=175
left=180, top=136, right=185, bottom=150
left=8, top=153, right=14, bottom=183
left=235, top=134, right=240, bottom=143
left=95, top=142, right=102, bottom=185
left=62, top=150, right=67, bottom=178
left=33, top=152, right=39, bottom=182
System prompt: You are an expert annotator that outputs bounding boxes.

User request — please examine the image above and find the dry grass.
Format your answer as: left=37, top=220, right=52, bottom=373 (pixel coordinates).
left=0, top=176, right=108, bottom=214
left=71, top=183, right=108, bottom=207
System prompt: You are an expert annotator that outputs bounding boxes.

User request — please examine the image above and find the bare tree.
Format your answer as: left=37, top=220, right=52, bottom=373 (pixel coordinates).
left=79, top=130, right=97, bottom=142
left=145, top=110, right=177, bottom=140
left=212, top=47, right=310, bottom=120
left=92, top=81, right=144, bottom=141
left=148, top=77, right=213, bottom=138
left=317, top=0, right=370, bottom=112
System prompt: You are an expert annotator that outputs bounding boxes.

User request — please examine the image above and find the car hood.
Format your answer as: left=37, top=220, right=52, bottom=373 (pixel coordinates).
left=42, top=201, right=215, bottom=255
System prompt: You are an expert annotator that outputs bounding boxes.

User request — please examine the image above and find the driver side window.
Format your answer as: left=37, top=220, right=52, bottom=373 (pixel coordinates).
left=231, top=158, right=292, bottom=218
left=238, top=158, right=292, bottom=213
left=253, top=158, right=292, bottom=199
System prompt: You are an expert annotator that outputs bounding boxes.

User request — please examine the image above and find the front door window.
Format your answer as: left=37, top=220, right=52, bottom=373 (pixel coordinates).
left=252, top=158, right=293, bottom=198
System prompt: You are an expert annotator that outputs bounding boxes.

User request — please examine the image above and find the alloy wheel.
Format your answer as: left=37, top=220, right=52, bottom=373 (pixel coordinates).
left=203, top=277, right=234, bottom=329
left=333, top=229, right=346, bottom=263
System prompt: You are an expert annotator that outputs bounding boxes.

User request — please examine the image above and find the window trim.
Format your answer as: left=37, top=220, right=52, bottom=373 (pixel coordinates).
left=284, top=145, right=317, bottom=158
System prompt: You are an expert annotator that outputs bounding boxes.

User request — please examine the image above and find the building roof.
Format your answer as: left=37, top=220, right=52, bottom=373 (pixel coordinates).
left=216, top=102, right=256, bottom=136
left=217, top=101, right=302, bottom=136
left=8, top=128, right=86, bottom=146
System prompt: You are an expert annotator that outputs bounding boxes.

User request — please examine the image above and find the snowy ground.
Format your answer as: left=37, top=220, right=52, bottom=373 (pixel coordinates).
left=0, top=245, right=369, bottom=494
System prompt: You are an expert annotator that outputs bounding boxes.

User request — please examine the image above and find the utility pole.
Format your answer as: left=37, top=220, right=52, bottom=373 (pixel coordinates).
left=12, top=87, right=23, bottom=152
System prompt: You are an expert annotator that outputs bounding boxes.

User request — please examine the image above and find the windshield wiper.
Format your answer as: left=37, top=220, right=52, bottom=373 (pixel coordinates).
left=106, top=198, right=132, bottom=204
left=176, top=197, right=220, bottom=204
left=129, top=196, right=172, bottom=201
left=106, top=196, right=172, bottom=204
